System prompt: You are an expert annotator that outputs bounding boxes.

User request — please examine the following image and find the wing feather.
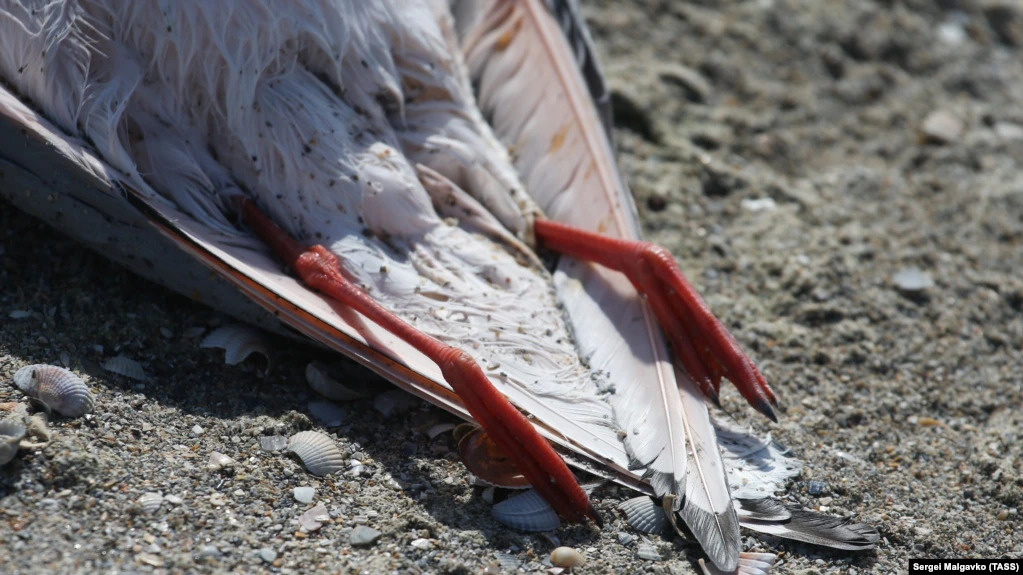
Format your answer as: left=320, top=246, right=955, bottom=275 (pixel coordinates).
left=457, top=0, right=740, bottom=569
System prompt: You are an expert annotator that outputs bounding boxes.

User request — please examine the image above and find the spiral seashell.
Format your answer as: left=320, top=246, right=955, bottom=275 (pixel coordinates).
left=305, top=361, right=366, bottom=401
left=491, top=489, right=561, bottom=532
left=101, top=355, right=148, bottom=381
left=0, top=418, right=27, bottom=465
left=200, top=325, right=270, bottom=367
left=12, top=365, right=95, bottom=417
left=287, top=431, right=345, bottom=476
left=618, top=496, right=669, bottom=535
left=138, top=492, right=164, bottom=514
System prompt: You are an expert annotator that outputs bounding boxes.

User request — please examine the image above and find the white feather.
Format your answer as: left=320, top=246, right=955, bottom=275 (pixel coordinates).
left=459, top=0, right=739, bottom=568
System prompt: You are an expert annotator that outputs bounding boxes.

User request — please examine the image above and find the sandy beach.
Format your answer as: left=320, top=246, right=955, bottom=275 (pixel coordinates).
left=2, top=1, right=1022, bottom=573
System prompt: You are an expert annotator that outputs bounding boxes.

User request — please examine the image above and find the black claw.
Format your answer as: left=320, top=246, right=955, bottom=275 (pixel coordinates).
left=754, top=397, right=778, bottom=423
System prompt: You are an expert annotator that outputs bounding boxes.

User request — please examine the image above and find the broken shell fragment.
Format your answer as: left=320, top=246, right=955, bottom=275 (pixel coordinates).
left=457, top=426, right=529, bottom=488
left=491, top=489, right=561, bottom=532
left=618, top=496, right=670, bottom=535
left=287, top=431, right=345, bottom=476
left=12, top=365, right=95, bottom=417
left=305, top=361, right=367, bottom=401
left=138, top=492, right=164, bottom=514
left=101, top=355, right=149, bottom=381
left=0, top=418, right=27, bottom=465
left=200, top=324, right=270, bottom=367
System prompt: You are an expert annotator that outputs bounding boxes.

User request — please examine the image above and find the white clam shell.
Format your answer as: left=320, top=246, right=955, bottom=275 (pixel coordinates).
left=13, top=365, right=95, bottom=417
left=287, top=431, right=345, bottom=476
left=305, top=361, right=366, bottom=401
left=138, top=492, right=164, bottom=514
left=618, top=496, right=669, bottom=535
left=200, top=325, right=270, bottom=366
left=0, top=418, right=27, bottom=465
left=491, top=488, right=561, bottom=532
left=101, top=355, right=148, bottom=381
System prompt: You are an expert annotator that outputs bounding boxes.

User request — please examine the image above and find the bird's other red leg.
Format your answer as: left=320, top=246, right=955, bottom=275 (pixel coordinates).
left=237, top=199, right=600, bottom=525
left=534, top=218, right=777, bottom=422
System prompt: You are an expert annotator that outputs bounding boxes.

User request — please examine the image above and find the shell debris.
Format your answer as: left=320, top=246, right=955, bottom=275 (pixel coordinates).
left=12, top=364, right=95, bottom=417
left=101, top=355, right=149, bottom=381
left=287, top=431, right=345, bottom=476
left=200, top=324, right=270, bottom=367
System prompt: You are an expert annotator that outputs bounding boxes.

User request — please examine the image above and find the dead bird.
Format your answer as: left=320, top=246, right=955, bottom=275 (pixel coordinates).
left=0, top=0, right=876, bottom=570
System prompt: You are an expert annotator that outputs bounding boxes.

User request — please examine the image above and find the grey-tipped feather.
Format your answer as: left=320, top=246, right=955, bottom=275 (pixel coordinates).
left=741, top=506, right=880, bottom=551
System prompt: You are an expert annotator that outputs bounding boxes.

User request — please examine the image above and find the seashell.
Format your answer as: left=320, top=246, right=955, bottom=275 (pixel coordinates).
left=0, top=418, right=27, bottom=465
left=618, top=496, right=669, bottom=535
left=138, top=492, right=164, bottom=514
left=491, top=488, right=561, bottom=532
left=305, top=361, right=367, bottom=401
left=12, top=364, right=95, bottom=417
left=458, top=426, right=529, bottom=488
left=101, top=355, right=148, bottom=381
left=635, top=542, right=660, bottom=561
left=550, top=547, right=586, bottom=568
left=287, top=431, right=345, bottom=476
left=200, top=324, right=270, bottom=367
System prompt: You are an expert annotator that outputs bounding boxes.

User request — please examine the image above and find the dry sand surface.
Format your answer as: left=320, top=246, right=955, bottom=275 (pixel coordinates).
left=2, top=1, right=1022, bottom=573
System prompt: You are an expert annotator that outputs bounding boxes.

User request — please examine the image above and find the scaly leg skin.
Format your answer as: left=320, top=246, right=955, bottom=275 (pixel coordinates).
left=534, top=219, right=778, bottom=422
left=237, top=199, right=601, bottom=525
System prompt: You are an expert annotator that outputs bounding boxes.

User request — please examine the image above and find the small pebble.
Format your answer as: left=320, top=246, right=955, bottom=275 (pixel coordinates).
left=997, top=509, right=1009, bottom=521
left=892, top=268, right=935, bottom=293
left=550, top=547, right=586, bottom=568
left=207, top=452, right=236, bottom=472
left=259, top=436, right=288, bottom=452
left=257, top=548, right=277, bottom=563
left=808, top=480, right=828, bottom=495
left=191, top=425, right=204, bottom=436
left=410, top=538, right=434, bottom=550
left=920, top=109, right=964, bottom=144
left=350, top=525, right=382, bottom=547
left=197, top=545, right=221, bottom=558
left=293, top=486, right=315, bottom=504
left=137, top=552, right=163, bottom=567
left=299, top=503, right=329, bottom=532
left=617, top=531, right=634, bottom=546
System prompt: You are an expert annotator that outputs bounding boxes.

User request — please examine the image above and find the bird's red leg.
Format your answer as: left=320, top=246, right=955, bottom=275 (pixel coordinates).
left=237, top=199, right=599, bottom=525
left=534, top=219, right=777, bottom=421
